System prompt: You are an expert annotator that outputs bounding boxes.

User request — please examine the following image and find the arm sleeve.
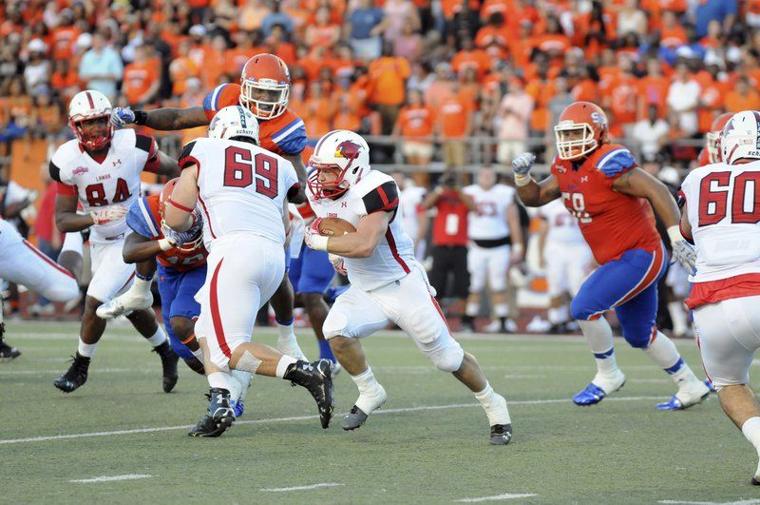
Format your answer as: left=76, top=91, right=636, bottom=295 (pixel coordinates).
left=136, top=134, right=160, bottom=173
left=272, top=118, right=307, bottom=155
left=597, top=147, right=637, bottom=183
left=49, top=159, right=77, bottom=196
left=178, top=140, right=199, bottom=170
left=126, top=197, right=160, bottom=239
left=362, top=181, right=399, bottom=214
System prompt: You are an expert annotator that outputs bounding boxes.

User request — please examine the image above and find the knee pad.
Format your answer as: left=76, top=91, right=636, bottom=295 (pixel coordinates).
left=570, top=297, right=595, bottom=321
left=424, top=332, right=465, bottom=372
left=323, top=310, right=350, bottom=339
left=623, top=325, right=653, bottom=349
left=46, top=278, right=80, bottom=303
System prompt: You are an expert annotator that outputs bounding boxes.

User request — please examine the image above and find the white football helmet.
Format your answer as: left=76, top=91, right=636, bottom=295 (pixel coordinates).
left=68, top=90, right=113, bottom=151
left=308, top=130, right=370, bottom=199
left=721, top=110, right=760, bottom=165
left=208, top=105, right=260, bottom=144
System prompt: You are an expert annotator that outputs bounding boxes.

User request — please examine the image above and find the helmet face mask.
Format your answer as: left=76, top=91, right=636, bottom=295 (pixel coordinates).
left=239, top=54, right=291, bottom=120
left=68, top=90, right=114, bottom=152
left=307, top=131, right=370, bottom=200
left=555, top=123, right=598, bottom=160
left=705, top=112, right=733, bottom=164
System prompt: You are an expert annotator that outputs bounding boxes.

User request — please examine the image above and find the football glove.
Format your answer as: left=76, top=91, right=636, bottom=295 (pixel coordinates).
left=90, top=205, right=128, bottom=225
left=304, top=218, right=329, bottom=251
left=511, top=152, right=536, bottom=187
left=161, top=223, right=199, bottom=247
left=111, top=107, right=136, bottom=128
left=329, top=253, right=347, bottom=275
left=667, top=226, right=696, bottom=274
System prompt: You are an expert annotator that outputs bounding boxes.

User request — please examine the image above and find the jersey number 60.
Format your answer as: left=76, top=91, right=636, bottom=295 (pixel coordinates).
left=223, top=146, right=279, bottom=199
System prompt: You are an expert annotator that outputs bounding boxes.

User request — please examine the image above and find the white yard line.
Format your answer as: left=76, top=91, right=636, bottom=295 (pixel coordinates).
left=456, top=493, right=538, bottom=502
left=260, top=483, right=344, bottom=492
left=69, top=474, right=152, bottom=484
left=659, top=500, right=760, bottom=505
left=0, top=368, right=139, bottom=376
left=0, top=395, right=664, bottom=446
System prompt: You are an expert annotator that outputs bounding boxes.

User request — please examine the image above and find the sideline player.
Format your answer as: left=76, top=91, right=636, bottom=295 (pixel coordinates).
left=165, top=106, right=334, bottom=436
left=696, top=112, right=733, bottom=167
left=50, top=90, right=180, bottom=394
left=512, top=101, right=710, bottom=409
left=681, top=111, right=760, bottom=484
left=462, top=167, right=524, bottom=333
left=304, top=129, right=512, bottom=445
left=0, top=218, right=82, bottom=360
left=536, top=198, right=593, bottom=333
left=110, top=53, right=306, bottom=359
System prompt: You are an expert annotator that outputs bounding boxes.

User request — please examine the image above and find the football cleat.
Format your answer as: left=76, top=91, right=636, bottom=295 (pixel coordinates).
left=573, top=380, right=626, bottom=406
left=283, top=359, right=334, bottom=429
left=95, top=290, right=153, bottom=319
left=54, top=353, right=90, bottom=392
left=489, top=424, right=513, bottom=445
left=343, top=385, right=387, bottom=431
left=188, top=388, right=235, bottom=437
left=0, top=325, right=20, bottom=361
left=232, top=400, right=245, bottom=418
left=752, top=476, right=760, bottom=486
left=656, top=379, right=711, bottom=411
left=153, top=341, right=179, bottom=393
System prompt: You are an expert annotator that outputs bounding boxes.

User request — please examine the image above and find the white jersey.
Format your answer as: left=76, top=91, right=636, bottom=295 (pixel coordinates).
left=179, top=137, right=298, bottom=249
left=308, top=170, right=415, bottom=291
left=681, top=160, right=760, bottom=283
left=537, top=199, right=586, bottom=244
left=462, top=183, right=514, bottom=240
left=50, top=128, right=153, bottom=243
left=399, top=184, right=426, bottom=241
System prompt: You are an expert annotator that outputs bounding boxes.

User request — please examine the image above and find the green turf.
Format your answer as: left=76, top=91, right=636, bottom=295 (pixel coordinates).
left=2, top=321, right=758, bottom=505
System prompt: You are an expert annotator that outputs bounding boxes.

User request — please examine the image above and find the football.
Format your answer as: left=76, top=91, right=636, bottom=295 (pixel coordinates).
left=318, top=217, right=356, bottom=236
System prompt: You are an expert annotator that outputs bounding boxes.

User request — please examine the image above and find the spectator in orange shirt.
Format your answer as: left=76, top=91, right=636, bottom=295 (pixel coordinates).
left=239, top=0, right=271, bottom=32
left=225, top=31, right=262, bottom=77
left=266, top=25, right=297, bottom=67
left=393, top=89, right=435, bottom=166
left=201, top=35, right=230, bottom=90
left=305, top=6, right=341, bottom=49
left=332, top=94, right=362, bottom=132
left=50, top=10, right=80, bottom=61
left=452, top=35, right=491, bottom=81
left=475, top=12, right=510, bottom=60
left=50, top=60, right=79, bottom=104
left=438, top=81, right=473, bottom=168
left=368, top=42, right=411, bottom=133
left=32, top=92, right=62, bottom=140
left=496, top=77, right=534, bottom=165
left=607, top=58, right=639, bottom=138
left=660, top=10, right=688, bottom=48
left=304, top=81, right=335, bottom=137
left=725, top=76, right=760, bottom=112
left=122, top=45, right=161, bottom=107
left=637, top=58, right=670, bottom=119
left=169, top=39, right=200, bottom=97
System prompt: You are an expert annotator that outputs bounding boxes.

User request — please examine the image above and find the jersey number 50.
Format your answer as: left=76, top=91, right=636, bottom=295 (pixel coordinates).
left=561, top=192, right=592, bottom=224
left=698, top=171, right=760, bottom=226
left=223, top=146, right=278, bottom=199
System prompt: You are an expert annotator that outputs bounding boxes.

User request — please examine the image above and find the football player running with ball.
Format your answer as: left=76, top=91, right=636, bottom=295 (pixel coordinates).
left=512, top=101, right=710, bottom=410
left=681, top=111, right=760, bottom=484
left=304, top=130, right=512, bottom=445
left=51, top=90, right=181, bottom=394
left=164, top=106, right=334, bottom=436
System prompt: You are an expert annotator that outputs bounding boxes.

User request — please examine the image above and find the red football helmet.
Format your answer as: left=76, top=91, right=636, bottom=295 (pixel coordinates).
left=239, top=53, right=290, bottom=120
left=705, top=112, right=733, bottom=164
left=159, top=179, right=203, bottom=252
left=554, top=101, right=609, bottom=160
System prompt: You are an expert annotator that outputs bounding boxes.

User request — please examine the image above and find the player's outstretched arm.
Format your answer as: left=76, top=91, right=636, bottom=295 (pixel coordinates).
left=164, top=165, right=199, bottom=231
left=112, top=106, right=209, bottom=131
left=512, top=152, right=561, bottom=206
left=54, top=194, right=94, bottom=232
left=122, top=232, right=165, bottom=263
left=153, top=151, right=181, bottom=178
left=282, top=154, right=307, bottom=204
left=309, top=211, right=391, bottom=258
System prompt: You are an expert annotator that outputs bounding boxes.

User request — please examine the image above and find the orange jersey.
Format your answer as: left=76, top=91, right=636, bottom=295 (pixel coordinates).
left=202, top=83, right=307, bottom=155
left=551, top=144, right=660, bottom=264
left=126, top=195, right=207, bottom=272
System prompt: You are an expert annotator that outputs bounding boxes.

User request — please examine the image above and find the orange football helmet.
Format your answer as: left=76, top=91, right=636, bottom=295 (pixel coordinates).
left=554, top=101, right=609, bottom=160
left=705, top=112, right=733, bottom=164
left=159, top=179, right=203, bottom=252
left=239, top=53, right=291, bottom=120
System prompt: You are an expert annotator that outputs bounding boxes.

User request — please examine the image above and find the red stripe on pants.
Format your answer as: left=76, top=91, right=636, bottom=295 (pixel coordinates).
left=209, top=258, right=231, bottom=357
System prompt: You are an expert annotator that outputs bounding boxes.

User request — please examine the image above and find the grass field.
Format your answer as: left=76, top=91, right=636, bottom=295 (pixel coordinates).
left=2, top=321, right=759, bottom=505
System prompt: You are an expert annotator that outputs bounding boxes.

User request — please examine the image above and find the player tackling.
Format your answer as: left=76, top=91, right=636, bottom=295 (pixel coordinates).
left=304, top=129, right=512, bottom=444
left=512, top=101, right=710, bottom=409
left=680, top=110, right=760, bottom=484
left=164, top=106, right=334, bottom=435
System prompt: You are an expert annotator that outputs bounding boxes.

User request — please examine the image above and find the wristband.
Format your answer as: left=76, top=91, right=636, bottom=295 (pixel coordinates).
left=666, top=225, right=683, bottom=246
left=310, top=234, right=329, bottom=251
left=514, top=173, right=532, bottom=187
left=158, top=238, right=174, bottom=251
left=134, top=110, right=148, bottom=125
left=512, top=243, right=524, bottom=256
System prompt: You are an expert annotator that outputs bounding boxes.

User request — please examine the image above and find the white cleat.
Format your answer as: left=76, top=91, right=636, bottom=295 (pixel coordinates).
left=657, top=379, right=711, bottom=411
left=96, top=291, right=153, bottom=319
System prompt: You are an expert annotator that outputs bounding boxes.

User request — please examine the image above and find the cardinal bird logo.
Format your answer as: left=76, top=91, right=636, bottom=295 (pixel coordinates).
left=335, top=141, right=361, bottom=160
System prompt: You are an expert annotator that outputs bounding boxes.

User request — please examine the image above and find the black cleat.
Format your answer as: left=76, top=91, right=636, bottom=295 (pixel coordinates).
left=284, top=359, right=334, bottom=429
left=0, top=324, right=20, bottom=361
left=188, top=388, right=234, bottom=437
left=489, top=424, right=513, bottom=445
left=54, top=353, right=90, bottom=393
left=153, top=341, right=179, bottom=393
